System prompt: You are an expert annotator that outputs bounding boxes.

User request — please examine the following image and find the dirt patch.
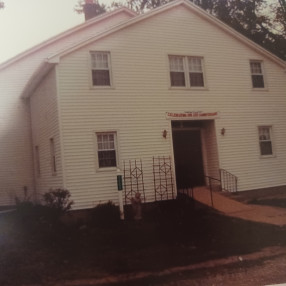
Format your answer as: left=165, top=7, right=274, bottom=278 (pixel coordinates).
left=42, top=246, right=286, bottom=286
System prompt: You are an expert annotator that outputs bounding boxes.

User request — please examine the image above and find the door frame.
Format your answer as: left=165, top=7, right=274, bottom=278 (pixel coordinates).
left=171, top=122, right=206, bottom=190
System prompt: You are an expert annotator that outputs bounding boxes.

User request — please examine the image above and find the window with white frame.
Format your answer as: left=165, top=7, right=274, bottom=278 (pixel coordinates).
left=258, top=126, right=273, bottom=156
left=50, top=138, right=57, bottom=174
left=169, top=56, right=185, bottom=87
left=188, top=57, right=204, bottom=87
left=96, top=132, right=117, bottom=168
left=35, top=146, right=40, bottom=177
left=250, top=61, right=265, bottom=88
left=169, top=55, right=205, bottom=88
left=90, top=51, right=111, bottom=86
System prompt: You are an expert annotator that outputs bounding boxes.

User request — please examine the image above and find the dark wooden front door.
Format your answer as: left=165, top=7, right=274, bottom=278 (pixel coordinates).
left=172, top=129, right=205, bottom=189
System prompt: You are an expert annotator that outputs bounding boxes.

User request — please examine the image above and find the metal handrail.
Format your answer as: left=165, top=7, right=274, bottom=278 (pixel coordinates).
left=219, top=168, right=238, bottom=193
left=205, top=176, right=221, bottom=206
left=196, top=170, right=238, bottom=207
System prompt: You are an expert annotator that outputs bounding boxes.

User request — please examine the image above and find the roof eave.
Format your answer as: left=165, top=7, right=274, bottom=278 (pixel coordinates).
left=48, top=0, right=286, bottom=69
left=21, top=61, right=56, bottom=99
left=0, top=7, right=137, bottom=71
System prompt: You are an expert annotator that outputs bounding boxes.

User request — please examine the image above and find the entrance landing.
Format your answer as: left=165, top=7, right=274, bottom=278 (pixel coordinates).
left=192, top=186, right=286, bottom=227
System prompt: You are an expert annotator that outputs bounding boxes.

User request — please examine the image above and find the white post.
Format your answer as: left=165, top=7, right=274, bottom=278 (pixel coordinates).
left=118, top=189, right=124, bottom=220
left=117, top=169, right=124, bottom=220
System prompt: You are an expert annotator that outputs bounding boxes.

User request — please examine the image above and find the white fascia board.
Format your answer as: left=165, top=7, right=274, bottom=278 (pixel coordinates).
left=185, top=1, right=286, bottom=68
left=48, top=0, right=286, bottom=69
left=47, top=0, right=186, bottom=62
left=0, top=7, right=137, bottom=71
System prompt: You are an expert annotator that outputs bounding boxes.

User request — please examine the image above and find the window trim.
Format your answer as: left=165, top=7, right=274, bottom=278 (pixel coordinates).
left=95, top=131, right=119, bottom=171
left=50, top=138, right=57, bottom=175
left=168, top=55, right=206, bottom=89
left=258, top=126, right=275, bottom=158
left=90, top=51, right=113, bottom=88
left=34, top=145, right=41, bottom=177
left=250, top=60, right=266, bottom=89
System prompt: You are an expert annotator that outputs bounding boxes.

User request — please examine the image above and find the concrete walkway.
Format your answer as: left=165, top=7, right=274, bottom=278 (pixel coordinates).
left=192, top=186, right=286, bottom=227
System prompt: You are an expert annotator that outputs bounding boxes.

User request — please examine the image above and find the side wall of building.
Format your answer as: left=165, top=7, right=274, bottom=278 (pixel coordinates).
left=30, top=68, right=64, bottom=198
left=56, top=5, right=286, bottom=209
left=0, top=68, right=34, bottom=205
left=0, top=10, right=134, bottom=206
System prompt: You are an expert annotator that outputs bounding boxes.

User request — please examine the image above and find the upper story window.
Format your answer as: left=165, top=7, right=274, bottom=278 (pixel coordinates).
left=91, top=51, right=111, bottom=86
left=169, top=56, right=185, bottom=87
left=96, top=132, right=117, bottom=168
left=188, top=57, right=204, bottom=87
left=258, top=126, right=273, bottom=156
left=250, top=61, right=265, bottom=88
left=169, top=55, right=205, bottom=88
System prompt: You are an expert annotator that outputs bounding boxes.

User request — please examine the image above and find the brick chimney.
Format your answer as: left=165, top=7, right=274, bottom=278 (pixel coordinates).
left=83, top=0, right=105, bottom=21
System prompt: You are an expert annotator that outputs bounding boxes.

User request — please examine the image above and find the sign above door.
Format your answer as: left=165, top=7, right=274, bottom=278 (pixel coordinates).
left=166, top=111, right=219, bottom=120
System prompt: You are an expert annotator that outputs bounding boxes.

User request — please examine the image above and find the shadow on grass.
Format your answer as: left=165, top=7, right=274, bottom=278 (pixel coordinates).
left=0, top=198, right=285, bottom=285
left=248, top=198, right=286, bottom=209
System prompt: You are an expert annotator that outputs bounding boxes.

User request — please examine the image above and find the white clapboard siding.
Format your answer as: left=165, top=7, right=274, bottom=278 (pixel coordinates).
left=30, top=68, right=63, bottom=197
left=0, top=9, right=135, bottom=206
left=202, top=121, right=220, bottom=180
left=0, top=67, right=35, bottom=205
left=54, top=4, right=286, bottom=208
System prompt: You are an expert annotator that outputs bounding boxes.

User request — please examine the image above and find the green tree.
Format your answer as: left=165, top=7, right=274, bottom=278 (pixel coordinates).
left=75, top=0, right=106, bottom=19
left=191, top=0, right=286, bottom=59
left=110, top=0, right=173, bottom=13
left=77, top=0, right=285, bottom=59
left=278, top=0, right=286, bottom=15
left=273, top=0, right=286, bottom=33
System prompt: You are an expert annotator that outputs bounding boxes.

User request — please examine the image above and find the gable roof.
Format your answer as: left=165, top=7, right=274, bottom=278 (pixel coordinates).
left=47, top=0, right=286, bottom=68
left=0, top=7, right=137, bottom=71
left=20, top=0, right=286, bottom=98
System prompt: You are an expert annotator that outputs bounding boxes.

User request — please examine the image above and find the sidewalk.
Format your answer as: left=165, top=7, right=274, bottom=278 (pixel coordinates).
left=192, top=186, right=286, bottom=227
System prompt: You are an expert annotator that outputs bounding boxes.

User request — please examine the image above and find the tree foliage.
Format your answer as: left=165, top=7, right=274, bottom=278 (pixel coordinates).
left=75, top=0, right=106, bottom=17
left=191, top=0, right=286, bottom=59
left=273, top=0, right=286, bottom=34
left=111, top=0, right=174, bottom=13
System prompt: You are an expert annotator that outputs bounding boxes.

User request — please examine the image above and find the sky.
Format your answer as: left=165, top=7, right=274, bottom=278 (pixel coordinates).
left=0, top=0, right=278, bottom=64
left=0, top=0, right=116, bottom=64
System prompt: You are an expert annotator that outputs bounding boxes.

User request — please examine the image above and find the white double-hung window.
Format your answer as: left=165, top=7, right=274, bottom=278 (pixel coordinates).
left=169, top=55, right=205, bottom=88
left=250, top=61, right=265, bottom=88
left=258, top=126, right=273, bottom=156
left=188, top=57, right=204, bottom=87
left=169, top=56, right=185, bottom=87
left=96, top=132, right=117, bottom=168
left=91, top=51, right=111, bottom=86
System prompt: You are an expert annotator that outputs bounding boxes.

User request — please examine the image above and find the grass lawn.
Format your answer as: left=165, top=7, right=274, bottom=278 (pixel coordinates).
left=0, top=198, right=285, bottom=286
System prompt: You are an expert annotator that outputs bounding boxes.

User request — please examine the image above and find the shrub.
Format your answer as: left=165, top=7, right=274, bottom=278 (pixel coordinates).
left=43, top=189, right=73, bottom=214
left=90, top=201, right=120, bottom=228
left=15, top=189, right=73, bottom=228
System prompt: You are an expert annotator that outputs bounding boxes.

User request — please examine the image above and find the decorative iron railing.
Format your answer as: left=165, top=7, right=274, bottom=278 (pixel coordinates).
left=204, top=170, right=238, bottom=206
left=205, top=176, right=221, bottom=206
left=219, top=168, right=238, bottom=193
left=153, top=156, right=175, bottom=201
left=123, top=159, right=146, bottom=205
